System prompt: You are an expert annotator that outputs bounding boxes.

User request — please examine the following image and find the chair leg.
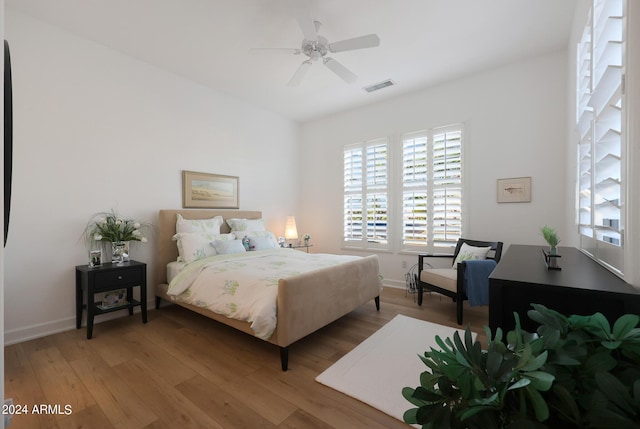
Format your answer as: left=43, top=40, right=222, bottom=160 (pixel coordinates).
left=456, top=297, right=463, bottom=325
left=417, top=284, right=423, bottom=305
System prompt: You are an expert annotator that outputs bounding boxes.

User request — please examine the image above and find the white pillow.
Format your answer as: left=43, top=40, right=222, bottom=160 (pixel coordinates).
left=247, top=234, right=279, bottom=251
left=212, top=239, right=246, bottom=255
left=226, top=218, right=266, bottom=233
left=173, top=232, right=234, bottom=263
left=242, top=230, right=274, bottom=238
left=452, top=243, right=492, bottom=268
left=176, top=214, right=223, bottom=234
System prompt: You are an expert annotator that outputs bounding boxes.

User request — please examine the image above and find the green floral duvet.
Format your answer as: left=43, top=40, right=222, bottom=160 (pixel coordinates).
left=167, top=248, right=360, bottom=339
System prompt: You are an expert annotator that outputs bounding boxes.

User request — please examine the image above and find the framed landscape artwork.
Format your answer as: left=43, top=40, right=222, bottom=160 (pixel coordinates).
left=182, top=171, right=239, bottom=209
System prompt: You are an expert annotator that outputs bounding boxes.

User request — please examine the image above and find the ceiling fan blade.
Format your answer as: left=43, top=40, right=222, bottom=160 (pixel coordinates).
left=248, top=48, right=301, bottom=55
left=293, top=2, right=317, bottom=42
left=287, top=60, right=312, bottom=87
left=328, top=34, right=380, bottom=53
left=323, top=57, right=357, bottom=84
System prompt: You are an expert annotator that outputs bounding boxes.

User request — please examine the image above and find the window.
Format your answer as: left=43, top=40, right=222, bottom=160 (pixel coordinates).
left=343, top=138, right=389, bottom=250
left=402, top=127, right=463, bottom=254
left=343, top=125, right=463, bottom=253
left=576, top=0, right=626, bottom=275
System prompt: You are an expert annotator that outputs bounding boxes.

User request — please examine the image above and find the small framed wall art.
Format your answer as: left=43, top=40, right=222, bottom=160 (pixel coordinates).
left=497, top=177, right=531, bottom=203
left=182, top=170, right=239, bottom=209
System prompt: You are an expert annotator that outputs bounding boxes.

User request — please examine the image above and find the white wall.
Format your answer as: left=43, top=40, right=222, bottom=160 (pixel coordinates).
left=300, top=51, right=568, bottom=288
left=3, top=10, right=300, bottom=343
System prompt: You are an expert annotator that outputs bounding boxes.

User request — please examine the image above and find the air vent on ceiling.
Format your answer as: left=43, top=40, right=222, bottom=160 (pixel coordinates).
left=363, top=79, right=395, bottom=93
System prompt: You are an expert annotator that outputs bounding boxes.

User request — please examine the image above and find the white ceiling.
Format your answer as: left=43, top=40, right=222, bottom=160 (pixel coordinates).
left=6, top=0, right=578, bottom=123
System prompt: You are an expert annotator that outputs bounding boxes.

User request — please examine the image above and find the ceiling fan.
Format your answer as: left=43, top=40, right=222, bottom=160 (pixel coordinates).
left=251, top=11, right=380, bottom=86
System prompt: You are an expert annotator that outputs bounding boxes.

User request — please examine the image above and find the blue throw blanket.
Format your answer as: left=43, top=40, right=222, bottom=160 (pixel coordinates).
left=463, top=259, right=497, bottom=306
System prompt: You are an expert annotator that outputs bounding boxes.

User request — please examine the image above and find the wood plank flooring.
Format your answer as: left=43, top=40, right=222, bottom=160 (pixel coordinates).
left=4, top=288, right=489, bottom=429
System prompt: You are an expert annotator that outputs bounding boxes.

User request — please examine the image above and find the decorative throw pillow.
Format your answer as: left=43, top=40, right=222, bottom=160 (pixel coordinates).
left=226, top=218, right=265, bottom=233
left=176, top=214, right=223, bottom=234
left=452, top=243, right=492, bottom=268
left=173, top=232, right=234, bottom=263
left=212, top=239, right=246, bottom=255
left=247, top=233, right=279, bottom=251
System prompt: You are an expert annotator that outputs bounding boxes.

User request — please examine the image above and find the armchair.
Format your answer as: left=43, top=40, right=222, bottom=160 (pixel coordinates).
left=417, top=238, right=503, bottom=325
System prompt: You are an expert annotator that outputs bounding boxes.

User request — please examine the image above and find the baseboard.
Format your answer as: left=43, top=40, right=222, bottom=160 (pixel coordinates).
left=4, top=299, right=156, bottom=345
left=4, top=316, right=75, bottom=345
left=382, top=278, right=405, bottom=290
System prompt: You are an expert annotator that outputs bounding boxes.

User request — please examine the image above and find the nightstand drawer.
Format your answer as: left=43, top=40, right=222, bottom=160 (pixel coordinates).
left=93, top=267, right=142, bottom=289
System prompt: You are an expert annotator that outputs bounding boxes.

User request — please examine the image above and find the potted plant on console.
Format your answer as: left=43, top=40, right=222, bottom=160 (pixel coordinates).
left=541, top=225, right=561, bottom=269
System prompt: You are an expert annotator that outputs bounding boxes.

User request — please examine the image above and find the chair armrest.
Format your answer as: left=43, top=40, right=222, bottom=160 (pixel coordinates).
left=418, top=254, right=454, bottom=271
left=456, top=261, right=467, bottom=293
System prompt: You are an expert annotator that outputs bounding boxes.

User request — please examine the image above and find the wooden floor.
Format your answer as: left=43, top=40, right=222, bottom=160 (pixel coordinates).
left=4, top=288, right=488, bottom=429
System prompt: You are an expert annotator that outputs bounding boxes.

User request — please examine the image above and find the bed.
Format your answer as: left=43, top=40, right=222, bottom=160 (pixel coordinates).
left=155, top=209, right=381, bottom=370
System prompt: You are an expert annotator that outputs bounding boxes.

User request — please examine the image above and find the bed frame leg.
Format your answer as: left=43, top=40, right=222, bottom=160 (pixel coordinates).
left=280, top=347, right=289, bottom=371
left=155, top=296, right=162, bottom=310
left=375, top=296, right=380, bottom=311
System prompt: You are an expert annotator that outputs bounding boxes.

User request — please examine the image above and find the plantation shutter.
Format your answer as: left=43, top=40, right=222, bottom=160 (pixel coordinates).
left=402, top=133, right=428, bottom=247
left=366, top=143, right=388, bottom=244
left=343, top=139, right=389, bottom=249
left=344, top=147, right=363, bottom=242
left=432, top=128, right=462, bottom=250
left=577, top=0, right=625, bottom=275
left=402, top=126, right=463, bottom=253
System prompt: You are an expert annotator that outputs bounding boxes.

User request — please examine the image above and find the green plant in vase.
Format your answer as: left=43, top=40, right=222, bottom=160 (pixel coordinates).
left=82, top=210, right=152, bottom=263
left=541, top=225, right=560, bottom=254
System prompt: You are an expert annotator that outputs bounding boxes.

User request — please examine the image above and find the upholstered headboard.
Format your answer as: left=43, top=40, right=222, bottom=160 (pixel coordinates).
left=156, top=209, right=262, bottom=285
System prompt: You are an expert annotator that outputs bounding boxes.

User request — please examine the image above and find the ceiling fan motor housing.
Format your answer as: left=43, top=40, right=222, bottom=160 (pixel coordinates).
left=301, top=35, right=329, bottom=60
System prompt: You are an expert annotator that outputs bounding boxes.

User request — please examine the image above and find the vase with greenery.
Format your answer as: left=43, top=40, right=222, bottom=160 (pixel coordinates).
left=403, top=304, right=640, bottom=429
left=541, top=225, right=560, bottom=254
left=83, top=210, right=151, bottom=263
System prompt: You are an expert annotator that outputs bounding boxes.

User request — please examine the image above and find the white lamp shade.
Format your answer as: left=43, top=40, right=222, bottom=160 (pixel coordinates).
left=284, top=216, right=298, bottom=240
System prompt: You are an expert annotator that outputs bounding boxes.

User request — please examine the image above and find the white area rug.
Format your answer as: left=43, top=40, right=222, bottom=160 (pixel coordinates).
left=316, top=314, right=475, bottom=425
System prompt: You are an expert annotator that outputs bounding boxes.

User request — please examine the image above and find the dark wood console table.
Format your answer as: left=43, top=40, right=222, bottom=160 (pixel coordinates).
left=489, top=245, right=640, bottom=333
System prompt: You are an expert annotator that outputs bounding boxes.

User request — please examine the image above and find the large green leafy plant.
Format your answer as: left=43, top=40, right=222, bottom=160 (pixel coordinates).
left=403, top=305, right=640, bottom=429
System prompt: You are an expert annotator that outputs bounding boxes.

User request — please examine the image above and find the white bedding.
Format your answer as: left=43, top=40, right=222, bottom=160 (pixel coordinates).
left=167, top=261, right=187, bottom=284
left=166, top=248, right=361, bottom=340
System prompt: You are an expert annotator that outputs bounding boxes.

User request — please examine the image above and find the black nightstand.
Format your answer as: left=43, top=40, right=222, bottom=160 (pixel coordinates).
left=75, top=260, right=147, bottom=339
